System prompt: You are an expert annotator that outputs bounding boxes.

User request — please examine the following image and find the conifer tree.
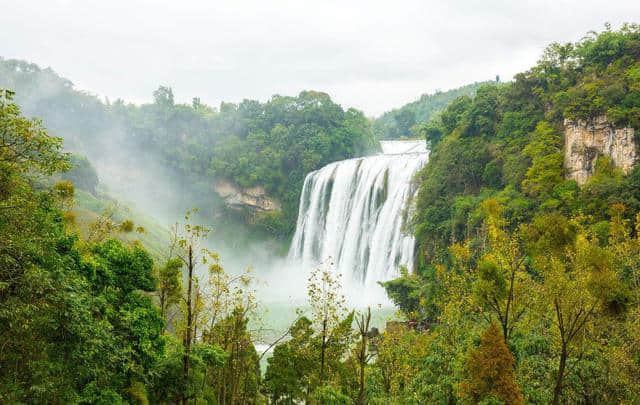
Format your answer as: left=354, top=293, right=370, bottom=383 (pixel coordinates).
left=461, top=322, right=524, bottom=405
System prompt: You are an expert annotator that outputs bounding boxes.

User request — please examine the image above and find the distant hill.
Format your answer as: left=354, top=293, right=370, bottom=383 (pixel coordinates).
left=373, top=81, right=493, bottom=139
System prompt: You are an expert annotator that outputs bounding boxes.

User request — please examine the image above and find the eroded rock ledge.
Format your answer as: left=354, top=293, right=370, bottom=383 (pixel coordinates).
left=564, top=116, right=637, bottom=185
left=214, top=179, right=281, bottom=212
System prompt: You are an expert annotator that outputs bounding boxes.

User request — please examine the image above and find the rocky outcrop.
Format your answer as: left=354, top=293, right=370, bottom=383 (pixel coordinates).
left=564, top=116, right=637, bottom=185
left=214, top=180, right=281, bottom=212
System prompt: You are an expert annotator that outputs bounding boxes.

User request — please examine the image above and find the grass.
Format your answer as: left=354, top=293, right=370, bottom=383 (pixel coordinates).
left=73, top=189, right=171, bottom=260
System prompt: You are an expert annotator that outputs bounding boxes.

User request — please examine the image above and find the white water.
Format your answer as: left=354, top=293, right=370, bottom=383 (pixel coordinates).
left=288, top=143, right=428, bottom=303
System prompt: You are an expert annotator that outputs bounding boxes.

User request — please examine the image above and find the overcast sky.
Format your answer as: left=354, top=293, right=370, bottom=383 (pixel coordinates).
left=2, top=1, right=638, bottom=116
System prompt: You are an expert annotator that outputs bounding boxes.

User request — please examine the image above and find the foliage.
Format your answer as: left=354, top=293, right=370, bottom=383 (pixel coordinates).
left=382, top=24, right=640, bottom=405
left=0, top=92, right=263, bottom=404
left=156, top=257, right=182, bottom=322
left=368, top=324, right=430, bottom=403
left=0, top=95, right=167, bottom=403
left=471, top=199, right=531, bottom=342
left=411, top=24, right=640, bottom=265
left=461, top=322, right=524, bottom=405
left=264, top=317, right=315, bottom=403
left=311, top=385, right=352, bottom=405
left=209, top=92, right=376, bottom=236
left=62, top=154, right=99, bottom=195
left=265, top=267, right=355, bottom=402
left=0, top=90, right=69, bottom=175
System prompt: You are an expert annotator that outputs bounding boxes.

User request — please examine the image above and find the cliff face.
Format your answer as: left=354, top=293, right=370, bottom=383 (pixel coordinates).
left=214, top=180, right=281, bottom=212
left=564, top=116, right=637, bottom=185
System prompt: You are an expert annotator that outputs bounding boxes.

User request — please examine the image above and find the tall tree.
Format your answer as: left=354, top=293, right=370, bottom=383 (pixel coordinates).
left=157, top=257, right=183, bottom=325
left=264, top=317, right=315, bottom=403
left=307, top=266, right=348, bottom=384
left=168, top=209, right=214, bottom=405
left=525, top=215, right=624, bottom=405
left=354, top=307, right=372, bottom=405
left=472, top=199, right=530, bottom=342
left=461, top=322, right=524, bottom=405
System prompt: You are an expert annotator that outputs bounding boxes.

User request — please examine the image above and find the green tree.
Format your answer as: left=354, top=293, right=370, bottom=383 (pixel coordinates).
left=354, top=307, right=372, bottom=405
left=208, top=307, right=260, bottom=405
left=157, top=257, right=182, bottom=324
left=0, top=97, right=166, bottom=402
left=311, top=385, right=351, bottom=405
left=524, top=215, right=625, bottom=405
left=307, top=266, right=348, bottom=384
left=264, top=317, right=315, bottom=403
left=370, top=323, right=429, bottom=403
left=520, top=121, right=564, bottom=198
left=167, top=210, right=215, bottom=404
left=472, top=199, right=530, bottom=342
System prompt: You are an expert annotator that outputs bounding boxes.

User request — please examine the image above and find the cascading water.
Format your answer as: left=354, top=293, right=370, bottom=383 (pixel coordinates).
left=288, top=141, right=428, bottom=298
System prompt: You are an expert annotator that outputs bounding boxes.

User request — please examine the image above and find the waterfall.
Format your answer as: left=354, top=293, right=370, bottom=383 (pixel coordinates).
left=288, top=142, right=428, bottom=291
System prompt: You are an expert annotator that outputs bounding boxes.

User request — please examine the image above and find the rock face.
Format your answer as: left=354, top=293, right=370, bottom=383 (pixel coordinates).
left=564, top=116, right=637, bottom=185
left=214, top=180, right=281, bottom=212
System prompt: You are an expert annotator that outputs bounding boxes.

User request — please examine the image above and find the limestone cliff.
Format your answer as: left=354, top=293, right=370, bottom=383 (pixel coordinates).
left=564, top=116, right=637, bottom=185
left=214, top=180, right=281, bottom=212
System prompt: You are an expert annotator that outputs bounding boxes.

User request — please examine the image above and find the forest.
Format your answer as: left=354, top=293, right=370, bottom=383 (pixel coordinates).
left=0, top=58, right=486, bottom=240
left=0, top=62, right=376, bottom=239
left=1, top=23, right=640, bottom=405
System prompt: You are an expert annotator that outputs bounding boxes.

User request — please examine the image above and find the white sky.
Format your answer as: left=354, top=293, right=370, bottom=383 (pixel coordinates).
left=1, top=0, right=638, bottom=116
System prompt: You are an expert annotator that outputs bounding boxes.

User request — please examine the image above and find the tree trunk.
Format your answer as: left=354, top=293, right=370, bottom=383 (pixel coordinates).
left=159, top=289, right=167, bottom=333
left=502, top=259, right=518, bottom=344
left=320, top=318, right=327, bottom=384
left=358, top=338, right=366, bottom=404
left=357, top=307, right=371, bottom=405
left=552, top=345, right=568, bottom=405
left=183, top=245, right=194, bottom=405
left=160, top=290, right=166, bottom=319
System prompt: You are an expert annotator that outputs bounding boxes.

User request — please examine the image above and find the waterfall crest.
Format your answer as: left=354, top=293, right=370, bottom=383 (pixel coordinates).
left=288, top=143, right=428, bottom=291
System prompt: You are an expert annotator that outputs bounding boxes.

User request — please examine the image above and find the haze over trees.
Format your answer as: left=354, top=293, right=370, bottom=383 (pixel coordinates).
left=0, top=61, right=376, bottom=239
left=373, top=81, right=491, bottom=140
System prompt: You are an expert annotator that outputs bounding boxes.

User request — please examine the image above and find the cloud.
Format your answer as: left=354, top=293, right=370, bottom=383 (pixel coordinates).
left=1, top=0, right=638, bottom=115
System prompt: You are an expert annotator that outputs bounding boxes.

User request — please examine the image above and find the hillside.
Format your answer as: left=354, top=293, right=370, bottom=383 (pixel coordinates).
left=373, top=81, right=492, bottom=139
left=381, top=23, right=640, bottom=403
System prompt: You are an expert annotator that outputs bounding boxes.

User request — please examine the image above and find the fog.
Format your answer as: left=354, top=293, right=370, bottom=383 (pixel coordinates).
left=92, top=137, right=393, bottom=308
left=86, top=127, right=308, bottom=306
left=84, top=124, right=284, bottom=275
left=87, top=126, right=393, bottom=309
left=0, top=59, right=388, bottom=312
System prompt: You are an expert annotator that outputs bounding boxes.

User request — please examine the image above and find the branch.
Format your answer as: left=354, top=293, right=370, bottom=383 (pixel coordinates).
left=258, top=317, right=301, bottom=361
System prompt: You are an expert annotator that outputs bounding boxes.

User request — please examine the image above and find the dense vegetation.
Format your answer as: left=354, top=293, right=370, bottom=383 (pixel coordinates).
left=2, top=23, right=640, bottom=405
left=373, top=81, right=491, bottom=140
left=380, top=23, right=640, bottom=403
left=208, top=91, right=375, bottom=235
left=0, top=93, right=262, bottom=403
left=0, top=62, right=376, bottom=238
